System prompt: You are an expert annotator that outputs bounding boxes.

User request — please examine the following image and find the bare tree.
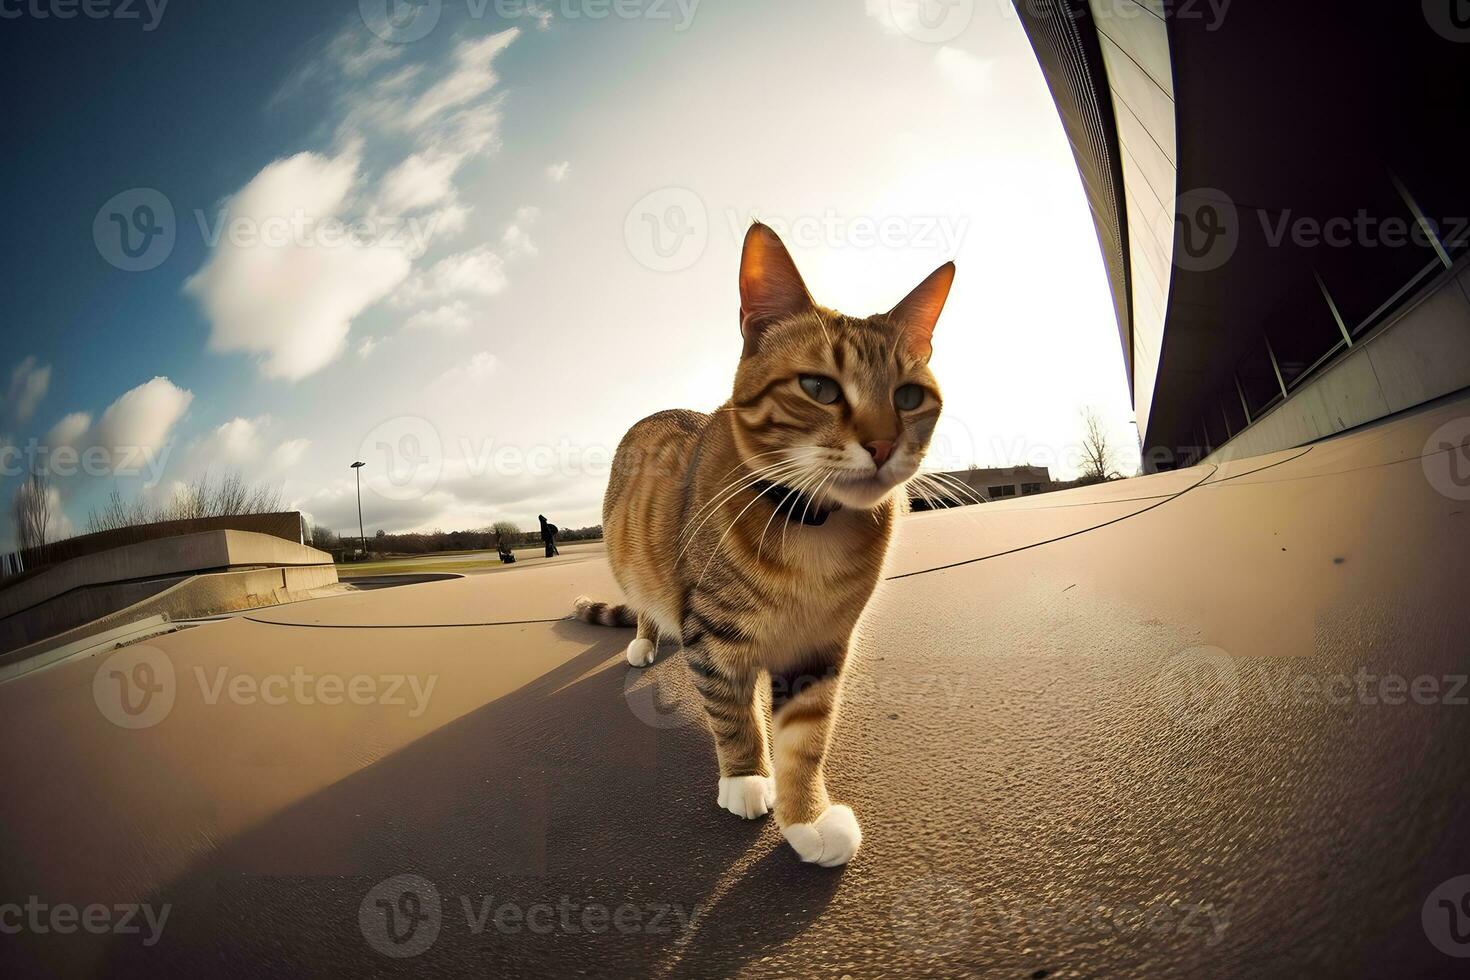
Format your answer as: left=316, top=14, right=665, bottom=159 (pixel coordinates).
left=1079, top=407, right=1120, bottom=484
left=86, top=470, right=285, bottom=533
left=13, top=469, right=54, bottom=553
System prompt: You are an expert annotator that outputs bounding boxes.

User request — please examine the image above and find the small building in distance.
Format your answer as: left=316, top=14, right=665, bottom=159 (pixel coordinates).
left=911, top=466, right=1053, bottom=509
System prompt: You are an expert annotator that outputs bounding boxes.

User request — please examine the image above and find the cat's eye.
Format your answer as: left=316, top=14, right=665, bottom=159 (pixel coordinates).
left=799, top=375, right=843, bottom=405
left=895, top=384, right=926, bottom=411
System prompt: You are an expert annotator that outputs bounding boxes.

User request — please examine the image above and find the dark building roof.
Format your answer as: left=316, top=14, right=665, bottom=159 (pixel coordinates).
left=1014, top=0, right=1470, bottom=462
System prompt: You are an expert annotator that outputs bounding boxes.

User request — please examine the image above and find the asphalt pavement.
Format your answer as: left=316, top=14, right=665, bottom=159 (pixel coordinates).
left=2, top=394, right=1469, bottom=977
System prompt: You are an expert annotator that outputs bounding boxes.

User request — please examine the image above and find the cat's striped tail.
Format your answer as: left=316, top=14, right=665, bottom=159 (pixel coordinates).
left=572, top=595, right=638, bottom=627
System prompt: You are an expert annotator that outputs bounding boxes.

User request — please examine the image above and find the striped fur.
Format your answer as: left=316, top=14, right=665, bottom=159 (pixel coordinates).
left=572, top=595, right=638, bottom=628
left=581, top=223, right=954, bottom=865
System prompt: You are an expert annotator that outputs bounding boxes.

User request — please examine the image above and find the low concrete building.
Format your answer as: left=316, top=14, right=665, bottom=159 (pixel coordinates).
left=0, top=519, right=339, bottom=657
left=914, top=466, right=1053, bottom=507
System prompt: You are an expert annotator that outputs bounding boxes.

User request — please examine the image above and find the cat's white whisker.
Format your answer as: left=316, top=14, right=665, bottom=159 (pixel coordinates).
left=677, top=453, right=815, bottom=539
left=673, top=460, right=812, bottom=564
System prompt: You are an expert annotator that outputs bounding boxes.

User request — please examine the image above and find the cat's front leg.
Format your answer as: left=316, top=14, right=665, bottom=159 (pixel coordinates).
left=769, top=646, right=862, bottom=867
left=682, top=611, right=774, bottom=820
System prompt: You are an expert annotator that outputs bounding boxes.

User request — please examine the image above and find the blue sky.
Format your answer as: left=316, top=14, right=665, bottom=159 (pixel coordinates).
left=0, top=0, right=1140, bottom=546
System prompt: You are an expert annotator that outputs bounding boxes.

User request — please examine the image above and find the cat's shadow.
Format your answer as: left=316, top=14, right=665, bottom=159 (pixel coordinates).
left=97, top=623, right=841, bottom=978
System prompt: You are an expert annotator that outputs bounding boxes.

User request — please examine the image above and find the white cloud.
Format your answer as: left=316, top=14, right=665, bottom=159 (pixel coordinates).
left=935, top=46, right=991, bottom=95
left=91, top=377, right=193, bottom=459
left=396, top=246, right=507, bottom=306
left=546, top=160, right=571, bottom=183
left=439, top=351, right=499, bottom=383
left=185, top=150, right=413, bottom=381
left=330, top=29, right=403, bottom=78
left=500, top=225, right=536, bottom=258
left=217, top=27, right=526, bottom=380
left=427, top=202, right=472, bottom=239
left=864, top=0, right=902, bottom=34
left=195, top=416, right=269, bottom=467
left=379, top=150, right=467, bottom=213
left=357, top=336, right=380, bottom=359
left=40, top=377, right=193, bottom=485
left=45, top=411, right=91, bottom=450
left=500, top=206, right=540, bottom=257
left=405, top=301, right=476, bottom=333
left=865, top=0, right=943, bottom=37
left=178, top=415, right=310, bottom=483
left=6, top=356, right=51, bottom=425
left=298, top=460, right=598, bottom=536
left=404, top=30, right=520, bottom=130
left=271, top=438, right=311, bottom=471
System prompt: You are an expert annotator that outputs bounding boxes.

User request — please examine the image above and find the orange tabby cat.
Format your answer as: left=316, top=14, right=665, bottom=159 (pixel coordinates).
left=576, top=223, right=954, bottom=866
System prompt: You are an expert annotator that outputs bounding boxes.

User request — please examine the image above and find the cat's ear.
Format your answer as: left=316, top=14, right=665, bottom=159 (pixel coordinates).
left=888, top=261, right=956, bottom=362
left=739, top=222, right=814, bottom=350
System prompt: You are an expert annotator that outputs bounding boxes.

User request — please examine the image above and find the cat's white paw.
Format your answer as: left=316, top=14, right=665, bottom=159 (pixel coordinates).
left=625, top=638, right=656, bottom=667
left=717, top=775, right=775, bottom=819
left=782, top=804, right=862, bottom=866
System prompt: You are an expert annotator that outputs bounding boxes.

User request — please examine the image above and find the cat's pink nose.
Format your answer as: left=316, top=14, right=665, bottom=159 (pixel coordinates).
left=865, top=441, right=894, bottom=467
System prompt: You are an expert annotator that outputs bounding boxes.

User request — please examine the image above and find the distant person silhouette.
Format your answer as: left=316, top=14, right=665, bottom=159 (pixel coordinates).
left=496, top=532, right=516, bottom=564
left=538, top=514, right=560, bottom=558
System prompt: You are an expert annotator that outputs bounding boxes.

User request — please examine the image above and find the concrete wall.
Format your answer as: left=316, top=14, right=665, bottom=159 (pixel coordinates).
left=0, top=530, right=335, bottom=620
left=1206, top=263, right=1470, bottom=462
left=7, top=511, right=307, bottom=577
left=0, top=564, right=342, bottom=659
left=0, top=530, right=338, bottom=655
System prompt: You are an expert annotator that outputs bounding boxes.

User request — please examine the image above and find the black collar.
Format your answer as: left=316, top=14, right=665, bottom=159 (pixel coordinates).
left=752, top=480, right=839, bottom=526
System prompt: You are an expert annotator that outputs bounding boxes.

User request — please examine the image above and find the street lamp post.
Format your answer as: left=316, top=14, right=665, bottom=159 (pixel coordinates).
left=351, top=461, right=367, bottom=560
